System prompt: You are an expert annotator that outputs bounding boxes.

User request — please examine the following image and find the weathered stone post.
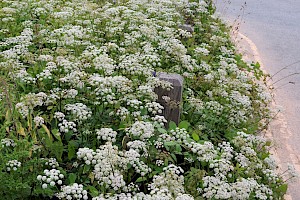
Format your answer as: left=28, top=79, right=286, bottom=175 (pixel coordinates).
left=155, top=73, right=184, bottom=125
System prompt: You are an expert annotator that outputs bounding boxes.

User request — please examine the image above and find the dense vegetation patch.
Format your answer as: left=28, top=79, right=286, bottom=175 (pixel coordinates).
left=0, top=0, right=290, bottom=199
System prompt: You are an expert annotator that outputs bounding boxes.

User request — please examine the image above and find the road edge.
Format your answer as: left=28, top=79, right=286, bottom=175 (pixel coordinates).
left=232, top=32, right=296, bottom=200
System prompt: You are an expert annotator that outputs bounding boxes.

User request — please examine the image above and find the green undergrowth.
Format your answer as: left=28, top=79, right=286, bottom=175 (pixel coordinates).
left=0, top=0, right=292, bottom=199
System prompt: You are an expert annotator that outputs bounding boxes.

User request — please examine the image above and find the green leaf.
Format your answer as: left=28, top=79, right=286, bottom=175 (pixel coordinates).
left=135, top=177, right=147, bottom=183
left=164, top=141, right=176, bottom=146
left=41, top=124, right=52, bottom=140
left=141, top=108, right=148, bottom=115
left=224, top=131, right=237, bottom=140
left=65, top=131, right=73, bottom=141
left=115, top=102, right=121, bottom=109
left=68, top=173, right=77, bottom=184
left=88, top=186, right=99, bottom=197
left=266, top=141, right=272, bottom=146
left=175, top=144, right=182, bottom=152
left=278, top=184, right=288, bottom=193
left=170, top=153, right=177, bottom=162
left=16, top=122, right=26, bottom=136
left=168, top=121, right=177, bottom=130
left=178, top=121, right=190, bottom=130
left=158, top=128, right=167, bottom=134
left=164, top=158, right=169, bottom=166
left=52, top=141, right=64, bottom=162
left=68, top=142, right=76, bottom=160
left=192, top=132, right=200, bottom=141
left=83, top=165, right=91, bottom=174
left=52, top=129, right=61, bottom=141
left=118, top=122, right=127, bottom=130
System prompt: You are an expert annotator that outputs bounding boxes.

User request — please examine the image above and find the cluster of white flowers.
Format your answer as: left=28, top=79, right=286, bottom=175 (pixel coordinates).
left=1, top=138, right=16, bottom=147
left=58, top=119, right=77, bottom=133
left=62, top=89, right=78, bottom=99
left=287, top=163, right=300, bottom=178
left=169, top=128, right=190, bottom=144
left=126, top=99, right=143, bottom=110
left=15, top=102, right=29, bottom=118
left=151, top=115, right=167, bottom=126
left=15, top=92, right=48, bottom=118
left=218, top=142, right=234, bottom=160
left=126, top=140, right=147, bottom=155
left=201, top=176, right=273, bottom=200
left=262, top=169, right=280, bottom=184
left=34, top=116, right=44, bottom=126
left=77, top=147, right=96, bottom=165
left=209, top=159, right=234, bottom=179
left=126, top=121, right=154, bottom=140
left=92, top=191, right=193, bottom=200
left=264, top=156, right=277, bottom=170
left=56, top=183, right=88, bottom=200
left=6, top=160, right=21, bottom=171
left=65, top=103, right=92, bottom=122
left=188, top=141, right=217, bottom=162
left=148, top=164, right=186, bottom=197
left=92, top=143, right=128, bottom=191
left=38, top=55, right=53, bottom=62
left=115, top=107, right=129, bottom=120
left=54, top=112, right=65, bottom=121
left=93, top=53, right=116, bottom=75
left=125, top=149, right=151, bottom=176
left=194, top=46, right=210, bottom=56
left=232, top=131, right=266, bottom=149
left=45, top=158, right=59, bottom=168
left=96, top=128, right=118, bottom=142
left=146, top=77, right=173, bottom=91
left=145, top=102, right=164, bottom=115
left=36, top=68, right=52, bottom=81
left=37, top=169, right=64, bottom=189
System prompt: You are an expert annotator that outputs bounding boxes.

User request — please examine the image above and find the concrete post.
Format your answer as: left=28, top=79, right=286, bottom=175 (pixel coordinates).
left=155, top=73, right=184, bottom=125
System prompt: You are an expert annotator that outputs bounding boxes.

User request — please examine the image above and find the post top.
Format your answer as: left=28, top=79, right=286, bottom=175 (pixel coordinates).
left=157, top=72, right=184, bottom=87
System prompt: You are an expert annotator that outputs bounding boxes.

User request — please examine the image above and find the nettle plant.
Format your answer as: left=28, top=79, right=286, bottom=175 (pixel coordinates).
left=0, top=0, right=295, bottom=199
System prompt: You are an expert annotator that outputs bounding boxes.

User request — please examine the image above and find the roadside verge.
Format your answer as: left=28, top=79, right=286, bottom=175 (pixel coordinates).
left=232, top=32, right=299, bottom=200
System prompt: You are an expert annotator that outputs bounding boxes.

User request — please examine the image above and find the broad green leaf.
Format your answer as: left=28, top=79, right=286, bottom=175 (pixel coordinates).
left=168, top=121, right=177, bottom=130
left=83, top=164, right=91, bottom=174
left=164, top=141, right=176, bottom=146
left=141, top=108, right=148, bottom=115
left=42, top=124, right=52, bottom=140
left=16, top=122, right=26, bottom=136
left=170, top=153, right=177, bottom=162
left=68, top=142, right=76, bottom=160
left=178, top=121, right=190, bottom=130
left=158, top=128, right=167, bottom=134
left=52, top=129, right=61, bottom=141
left=52, top=141, right=63, bottom=161
left=278, top=184, right=288, bottom=193
left=65, top=131, right=73, bottom=141
left=68, top=173, right=77, bottom=184
left=135, top=177, right=147, bottom=183
left=88, top=186, right=99, bottom=197
left=175, top=144, right=182, bottom=152
left=192, top=132, right=200, bottom=141
left=118, top=122, right=126, bottom=130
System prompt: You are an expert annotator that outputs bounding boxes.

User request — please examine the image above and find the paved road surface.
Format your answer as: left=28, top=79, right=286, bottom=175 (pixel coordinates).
left=214, top=0, right=300, bottom=198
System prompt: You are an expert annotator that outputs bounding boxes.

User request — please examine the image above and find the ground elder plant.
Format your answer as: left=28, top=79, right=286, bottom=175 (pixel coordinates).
left=0, top=0, right=293, bottom=199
